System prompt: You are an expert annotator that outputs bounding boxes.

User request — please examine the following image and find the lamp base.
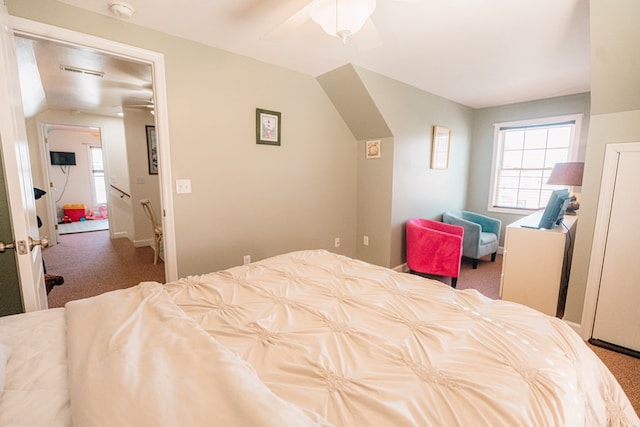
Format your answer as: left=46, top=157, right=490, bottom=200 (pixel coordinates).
left=565, top=200, right=580, bottom=215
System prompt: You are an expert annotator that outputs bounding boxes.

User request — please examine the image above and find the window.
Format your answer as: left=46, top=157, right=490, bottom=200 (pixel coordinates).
left=489, top=115, right=581, bottom=213
left=89, top=146, right=107, bottom=206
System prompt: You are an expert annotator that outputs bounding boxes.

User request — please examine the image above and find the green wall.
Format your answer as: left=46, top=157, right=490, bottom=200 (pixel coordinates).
left=468, top=93, right=591, bottom=247
left=319, top=65, right=475, bottom=268
left=356, top=68, right=474, bottom=268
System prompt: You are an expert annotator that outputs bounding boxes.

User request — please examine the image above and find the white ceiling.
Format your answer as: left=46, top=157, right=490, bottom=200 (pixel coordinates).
left=51, top=0, right=590, bottom=109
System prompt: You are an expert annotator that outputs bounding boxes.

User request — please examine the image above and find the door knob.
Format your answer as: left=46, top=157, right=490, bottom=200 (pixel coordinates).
left=0, top=241, right=15, bottom=253
left=28, top=236, right=49, bottom=251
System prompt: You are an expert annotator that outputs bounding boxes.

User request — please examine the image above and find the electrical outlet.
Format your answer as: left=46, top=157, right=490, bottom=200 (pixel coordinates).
left=334, top=237, right=340, bottom=248
left=243, top=255, right=251, bottom=265
left=363, top=235, right=369, bottom=246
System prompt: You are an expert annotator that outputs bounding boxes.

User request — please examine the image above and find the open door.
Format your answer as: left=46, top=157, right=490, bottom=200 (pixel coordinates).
left=0, top=3, right=48, bottom=314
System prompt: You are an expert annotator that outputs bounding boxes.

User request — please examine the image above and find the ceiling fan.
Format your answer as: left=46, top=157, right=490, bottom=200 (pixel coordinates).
left=122, top=97, right=155, bottom=114
left=263, top=0, right=422, bottom=45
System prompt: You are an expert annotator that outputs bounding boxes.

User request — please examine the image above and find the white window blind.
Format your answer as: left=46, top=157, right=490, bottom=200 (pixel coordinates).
left=89, top=146, right=107, bottom=205
left=490, top=115, right=581, bottom=213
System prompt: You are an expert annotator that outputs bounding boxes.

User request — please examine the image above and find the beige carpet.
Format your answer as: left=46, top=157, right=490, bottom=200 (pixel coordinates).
left=420, top=253, right=503, bottom=299
left=44, top=230, right=165, bottom=308
left=589, top=343, right=640, bottom=417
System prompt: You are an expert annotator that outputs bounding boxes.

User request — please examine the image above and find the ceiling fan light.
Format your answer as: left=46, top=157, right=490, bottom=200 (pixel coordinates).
left=310, top=0, right=376, bottom=43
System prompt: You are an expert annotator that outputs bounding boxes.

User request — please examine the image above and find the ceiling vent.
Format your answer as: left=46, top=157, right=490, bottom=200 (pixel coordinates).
left=60, top=65, right=105, bottom=78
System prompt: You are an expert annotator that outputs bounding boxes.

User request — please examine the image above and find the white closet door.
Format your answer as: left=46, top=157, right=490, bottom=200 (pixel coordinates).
left=591, top=149, right=640, bottom=352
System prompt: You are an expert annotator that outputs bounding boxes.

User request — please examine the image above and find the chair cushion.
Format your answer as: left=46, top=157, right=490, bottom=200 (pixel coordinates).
left=479, top=232, right=498, bottom=246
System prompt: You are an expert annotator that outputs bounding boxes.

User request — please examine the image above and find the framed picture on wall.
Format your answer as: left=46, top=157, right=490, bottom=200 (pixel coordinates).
left=366, top=140, right=381, bottom=159
left=146, top=125, right=158, bottom=175
left=431, top=125, right=451, bottom=169
left=256, top=108, right=281, bottom=146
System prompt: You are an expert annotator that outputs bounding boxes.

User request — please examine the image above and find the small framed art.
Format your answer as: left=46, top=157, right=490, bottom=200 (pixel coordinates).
left=256, top=108, right=281, bottom=146
left=366, top=140, right=381, bottom=159
left=431, top=125, right=451, bottom=169
left=146, top=125, right=158, bottom=175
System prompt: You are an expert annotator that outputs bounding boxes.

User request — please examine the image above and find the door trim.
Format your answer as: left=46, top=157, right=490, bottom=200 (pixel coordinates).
left=580, top=142, right=640, bottom=340
left=10, top=16, right=178, bottom=282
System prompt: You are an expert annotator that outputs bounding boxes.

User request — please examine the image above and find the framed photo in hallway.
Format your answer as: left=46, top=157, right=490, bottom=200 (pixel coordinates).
left=146, top=125, right=158, bottom=174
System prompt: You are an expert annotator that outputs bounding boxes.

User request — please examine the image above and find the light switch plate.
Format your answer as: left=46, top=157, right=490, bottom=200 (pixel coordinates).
left=176, top=179, right=192, bottom=194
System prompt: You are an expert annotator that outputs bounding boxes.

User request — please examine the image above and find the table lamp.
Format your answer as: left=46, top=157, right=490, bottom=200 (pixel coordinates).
left=547, top=162, right=584, bottom=214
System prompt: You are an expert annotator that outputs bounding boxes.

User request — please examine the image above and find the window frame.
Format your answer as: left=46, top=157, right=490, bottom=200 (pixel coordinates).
left=88, top=145, right=107, bottom=207
left=487, top=114, right=582, bottom=215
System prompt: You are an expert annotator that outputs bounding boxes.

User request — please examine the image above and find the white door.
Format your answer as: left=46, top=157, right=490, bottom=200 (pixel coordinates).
left=591, top=146, right=640, bottom=353
left=0, top=4, right=47, bottom=313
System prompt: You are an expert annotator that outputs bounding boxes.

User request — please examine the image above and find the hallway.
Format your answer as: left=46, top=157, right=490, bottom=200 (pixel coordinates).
left=44, top=230, right=165, bottom=308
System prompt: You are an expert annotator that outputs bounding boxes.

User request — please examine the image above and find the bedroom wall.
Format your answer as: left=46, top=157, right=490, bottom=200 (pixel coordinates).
left=354, top=67, right=475, bottom=268
left=563, top=0, right=640, bottom=324
left=318, top=65, right=474, bottom=268
left=317, top=65, right=394, bottom=267
left=7, top=0, right=358, bottom=276
left=467, top=93, right=591, bottom=247
left=123, top=109, right=159, bottom=249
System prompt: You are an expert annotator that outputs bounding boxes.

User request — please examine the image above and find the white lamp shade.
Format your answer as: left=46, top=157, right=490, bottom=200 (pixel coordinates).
left=310, top=0, right=376, bottom=42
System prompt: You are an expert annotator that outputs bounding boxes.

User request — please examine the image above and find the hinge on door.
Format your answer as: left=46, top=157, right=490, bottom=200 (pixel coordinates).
left=54, top=224, right=58, bottom=231
left=16, top=240, right=28, bottom=255
left=50, top=181, right=54, bottom=188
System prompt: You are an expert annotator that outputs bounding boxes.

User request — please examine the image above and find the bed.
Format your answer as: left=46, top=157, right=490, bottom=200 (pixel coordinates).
left=1, top=249, right=638, bottom=426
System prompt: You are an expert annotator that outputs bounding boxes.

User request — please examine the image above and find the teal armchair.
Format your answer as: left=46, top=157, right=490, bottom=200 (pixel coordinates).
left=442, top=210, right=501, bottom=269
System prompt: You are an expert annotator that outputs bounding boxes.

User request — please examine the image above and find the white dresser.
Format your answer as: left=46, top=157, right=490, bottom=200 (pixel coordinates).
left=499, top=211, right=578, bottom=317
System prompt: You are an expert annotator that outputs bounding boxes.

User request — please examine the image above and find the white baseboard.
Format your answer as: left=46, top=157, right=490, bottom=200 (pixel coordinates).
left=134, top=238, right=154, bottom=248
left=113, top=231, right=128, bottom=239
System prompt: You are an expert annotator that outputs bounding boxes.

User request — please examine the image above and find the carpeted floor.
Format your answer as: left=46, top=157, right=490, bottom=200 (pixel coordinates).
left=44, top=230, right=165, bottom=308
left=589, top=343, right=640, bottom=417
left=58, top=218, right=109, bottom=235
left=420, top=253, right=503, bottom=300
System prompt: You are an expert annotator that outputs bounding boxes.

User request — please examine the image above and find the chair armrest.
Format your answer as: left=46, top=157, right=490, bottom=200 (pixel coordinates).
left=463, top=212, right=502, bottom=237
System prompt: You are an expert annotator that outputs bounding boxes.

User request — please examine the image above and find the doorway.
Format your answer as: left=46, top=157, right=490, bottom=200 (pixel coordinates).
left=43, top=124, right=110, bottom=238
left=14, top=33, right=166, bottom=300
left=6, top=17, right=177, bottom=310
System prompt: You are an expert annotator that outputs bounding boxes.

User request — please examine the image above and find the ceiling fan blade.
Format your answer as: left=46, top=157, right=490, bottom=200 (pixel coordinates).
left=262, top=1, right=314, bottom=42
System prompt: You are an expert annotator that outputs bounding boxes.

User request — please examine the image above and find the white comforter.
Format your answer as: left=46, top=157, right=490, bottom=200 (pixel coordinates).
left=65, top=281, right=329, bottom=426
left=159, top=250, right=635, bottom=426
left=2, top=249, right=638, bottom=426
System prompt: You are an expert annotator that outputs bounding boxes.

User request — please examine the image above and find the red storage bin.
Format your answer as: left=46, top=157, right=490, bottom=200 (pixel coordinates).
left=63, top=204, right=86, bottom=222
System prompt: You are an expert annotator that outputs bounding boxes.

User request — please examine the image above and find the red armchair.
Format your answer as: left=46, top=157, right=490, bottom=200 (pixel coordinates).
left=406, top=218, right=464, bottom=288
